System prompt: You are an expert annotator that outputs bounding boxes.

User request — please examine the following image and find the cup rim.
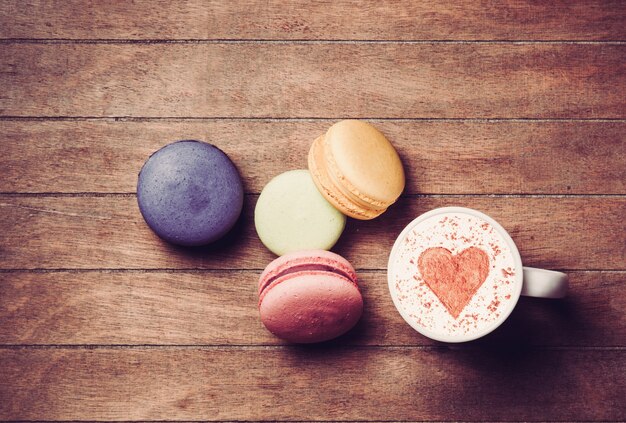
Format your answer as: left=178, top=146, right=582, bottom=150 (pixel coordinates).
left=387, top=206, right=524, bottom=343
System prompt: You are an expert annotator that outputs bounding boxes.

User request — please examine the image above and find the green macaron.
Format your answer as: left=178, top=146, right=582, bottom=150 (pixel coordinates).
left=255, top=170, right=346, bottom=256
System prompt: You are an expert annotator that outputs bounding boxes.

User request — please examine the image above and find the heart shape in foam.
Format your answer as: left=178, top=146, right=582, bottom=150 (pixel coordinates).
left=418, top=247, right=490, bottom=319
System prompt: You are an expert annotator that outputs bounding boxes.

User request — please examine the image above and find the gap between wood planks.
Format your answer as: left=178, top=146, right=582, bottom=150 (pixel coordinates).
left=0, top=345, right=624, bottom=350
left=1, top=193, right=624, bottom=197
left=2, top=117, right=626, bottom=122
left=1, top=39, right=626, bottom=44
left=1, top=269, right=623, bottom=273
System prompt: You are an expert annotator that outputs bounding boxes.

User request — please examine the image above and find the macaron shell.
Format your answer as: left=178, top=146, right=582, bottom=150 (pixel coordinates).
left=308, top=135, right=381, bottom=220
left=325, top=120, right=405, bottom=206
left=259, top=271, right=363, bottom=343
left=254, top=170, right=346, bottom=255
left=137, top=140, right=244, bottom=246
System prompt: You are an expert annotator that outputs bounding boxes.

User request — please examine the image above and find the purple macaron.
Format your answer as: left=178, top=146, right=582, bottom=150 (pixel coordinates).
left=137, top=140, right=244, bottom=246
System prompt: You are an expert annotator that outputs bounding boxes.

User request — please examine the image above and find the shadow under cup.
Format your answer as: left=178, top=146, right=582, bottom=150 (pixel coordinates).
left=387, top=206, right=568, bottom=343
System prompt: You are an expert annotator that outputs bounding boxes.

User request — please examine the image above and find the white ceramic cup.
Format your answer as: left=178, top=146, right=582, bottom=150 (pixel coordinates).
left=387, top=207, right=568, bottom=343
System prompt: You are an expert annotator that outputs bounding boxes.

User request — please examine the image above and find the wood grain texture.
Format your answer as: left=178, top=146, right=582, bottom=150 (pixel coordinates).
left=2, top=119, right=625, bottom=194
left=1, top=0, right=625, bottom=41
left=0, top=270, right=623, bottom=346
left=0, top=196, right=624, bottom=270
left=1, top=3, right=625, bottom=422
left=1, top=348, right=624, bottom=421
left=2, top=43, right=625, bottom=118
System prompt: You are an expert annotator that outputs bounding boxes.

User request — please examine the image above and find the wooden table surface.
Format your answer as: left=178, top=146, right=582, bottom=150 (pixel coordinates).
left=1, top=1, right=625, bottom=421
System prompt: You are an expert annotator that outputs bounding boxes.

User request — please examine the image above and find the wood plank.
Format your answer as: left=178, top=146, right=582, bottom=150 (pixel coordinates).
left=0, top=196, right=623, bottom=270
left=0, top=348, right=623, bottom=420
left=1, top=0, right=625, bottom=41
left=1, top=44, right=624, bottom=118
left=0, top=270, right=623, bottom=346
left=1, top=120, right=624, bottom=194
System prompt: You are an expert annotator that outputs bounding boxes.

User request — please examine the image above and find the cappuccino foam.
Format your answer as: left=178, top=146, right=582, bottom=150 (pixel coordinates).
left=389, top=212, right=519, bottom=341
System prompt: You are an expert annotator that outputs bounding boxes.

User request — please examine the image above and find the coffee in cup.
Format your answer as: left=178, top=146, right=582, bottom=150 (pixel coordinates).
left=388, top=207, right=567, bottom=342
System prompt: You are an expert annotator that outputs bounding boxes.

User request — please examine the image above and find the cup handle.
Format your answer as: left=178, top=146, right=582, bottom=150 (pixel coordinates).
left=521, top=267, right=568, bottom=298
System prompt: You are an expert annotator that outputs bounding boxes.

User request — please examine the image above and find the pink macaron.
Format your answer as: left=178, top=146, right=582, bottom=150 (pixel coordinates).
left=258, top=250, right=363, bottom=343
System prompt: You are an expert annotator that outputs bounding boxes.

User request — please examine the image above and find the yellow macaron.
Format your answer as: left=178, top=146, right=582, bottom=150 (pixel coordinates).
left=308, top=120, right=405, bottom=220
